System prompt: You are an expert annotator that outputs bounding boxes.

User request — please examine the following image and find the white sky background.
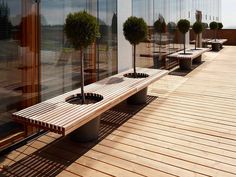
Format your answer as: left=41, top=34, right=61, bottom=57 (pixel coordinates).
left=222, top=0, right=236, bottom=29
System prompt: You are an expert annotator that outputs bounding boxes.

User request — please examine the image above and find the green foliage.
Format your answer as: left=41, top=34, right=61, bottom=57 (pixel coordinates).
left=202, top=22, right=208, bottom=30
left=177, top=19, right=190, bottom=34
left=64, top=11, right=100, bottom=50
left=123, top=16, right=148, bottom=45
left=167, top=22, right=177, bottom=34
left=209, top=21, right=218, bottom=30
left=218, top=22, right=223, bottom=29
left=154, top=17, right=167, bottom=34
left=192, top=21, right=204, bottom=34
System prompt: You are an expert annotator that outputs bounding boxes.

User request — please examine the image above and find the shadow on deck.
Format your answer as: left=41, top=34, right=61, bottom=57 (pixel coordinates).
left=1, top=96, right=158, bottom=177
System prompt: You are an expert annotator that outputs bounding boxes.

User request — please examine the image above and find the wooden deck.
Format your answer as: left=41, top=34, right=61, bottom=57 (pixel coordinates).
left=1, top=46, right=236, bottom=177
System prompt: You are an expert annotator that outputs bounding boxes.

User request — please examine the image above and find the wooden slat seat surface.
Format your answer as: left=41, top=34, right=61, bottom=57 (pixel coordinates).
left=13, top=68, right=168, bottom=136
left=167, top=48, right=210, bottom=60
left=207, top=39, right=228, bottom=44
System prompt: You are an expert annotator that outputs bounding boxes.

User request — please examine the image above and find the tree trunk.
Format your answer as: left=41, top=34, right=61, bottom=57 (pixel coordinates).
left=195, top=34, right=197, bottom=50
left=159, top=33, right=162, bottom=53
left=133, top=44, right=137, bottom=78
left=215, top=30, right=217, bottom=41
left=80, top=49, right=85, bottom=104
left=184, top=34, right=186, bottom=54
left=159, top=33, right=162, bottom=65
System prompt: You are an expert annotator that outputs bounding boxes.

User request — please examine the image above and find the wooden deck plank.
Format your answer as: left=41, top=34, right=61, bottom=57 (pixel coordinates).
left=2, top=46, right=236, bottom=177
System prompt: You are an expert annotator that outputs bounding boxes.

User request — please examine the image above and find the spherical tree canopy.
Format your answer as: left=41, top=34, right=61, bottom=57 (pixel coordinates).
left=218, top=22, right=223, bottom=29
left=177, top=19, right=190, bottom=34
left=192, top=21, right=204, bottom=34
left=202, top=22, right=208, bottom=30
left=167, top=22, right=177, bottom=34
left=209, top=21, right=218, bottom=30
left=64, top=11, right=100, bottom=49
left=123, top=16, right=148, bottom=45
left=154, top=18, right=167, bottom=34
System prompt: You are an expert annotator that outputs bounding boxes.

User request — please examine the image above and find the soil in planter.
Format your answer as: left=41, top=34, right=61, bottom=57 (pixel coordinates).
left=124, top=73, right=149, bottom=79
left=179, top=53, right=193, bottom=55
left=66, top=93, right=103, bottom=105
left=188, top=48, right=202, bottom=51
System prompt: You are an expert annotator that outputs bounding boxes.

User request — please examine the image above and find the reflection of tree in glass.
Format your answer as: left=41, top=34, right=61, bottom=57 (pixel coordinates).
left=0, top=1, right=12, bottom=40
left=111, top=13, right=117, bottom=34
left=167, top=22, right=177, bottom=50
left=154, top=14, right=167, bottom=54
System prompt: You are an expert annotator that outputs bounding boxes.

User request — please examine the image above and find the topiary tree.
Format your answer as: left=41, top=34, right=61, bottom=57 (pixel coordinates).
left=123, top=16, right=148, bottom=78
left=202, top=22, right=208, bottom=30
left=177, top=19, right=190, bottom=54
left=217, top=22, right=223, bottom=40
left=154, top=16, right=167, bottom=53
left=209, top=21, right=218, bottom=41
left=218, top=22, right=223, bottom=30
left=167, top=22, right=177, bottom=49
left=192, top=21, right=204, bottom=50
left=167, top=22, right=177, bottom=34
left=64, top=11, right=100, bottom=104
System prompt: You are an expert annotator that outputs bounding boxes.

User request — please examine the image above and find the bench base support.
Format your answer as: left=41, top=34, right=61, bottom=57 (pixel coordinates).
left=127, top=87, right=148, bottom=105
left=193, top=55, right=202, bottom=64
left=179, top=59, right=192, bottom=70
left=70, top=116, right=100, bottom=142
left=212, top=43, right=221, bottom=51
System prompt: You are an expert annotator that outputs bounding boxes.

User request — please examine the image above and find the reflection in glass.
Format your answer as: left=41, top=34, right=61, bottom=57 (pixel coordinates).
left=0, top=0, right=39, bottom=144
left=132, top=0, right=221, bottom=69
left=40, top=0, right=117, bottom=101
left=97, top=0, right=117, bottom=80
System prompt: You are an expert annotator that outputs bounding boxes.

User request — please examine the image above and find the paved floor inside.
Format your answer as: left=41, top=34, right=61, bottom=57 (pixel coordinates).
left=1, top=46, right=236, bottom=177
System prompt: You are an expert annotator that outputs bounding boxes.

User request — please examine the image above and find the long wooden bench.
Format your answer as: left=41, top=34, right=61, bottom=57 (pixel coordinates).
left=207, top=39, right=228, bottom=51
left=12, top=68, right=168, bottom=138
left=167, top=48, right=210, bottom=70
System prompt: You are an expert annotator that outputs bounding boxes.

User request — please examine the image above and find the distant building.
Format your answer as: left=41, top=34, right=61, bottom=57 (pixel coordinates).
left=0, top=0, right=221, bottom=151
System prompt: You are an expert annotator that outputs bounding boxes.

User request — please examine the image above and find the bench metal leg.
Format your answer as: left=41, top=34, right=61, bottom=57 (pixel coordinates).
left=193, top=55, right=202, bottom=64
left=127, top=87, right=148, bottom=105
left=179, top=59, right=192, bottom=70
left=70, top=116, right=100, bottom=142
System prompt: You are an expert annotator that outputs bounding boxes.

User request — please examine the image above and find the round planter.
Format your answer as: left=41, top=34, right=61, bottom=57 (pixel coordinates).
left=66, top=93, right=103, bottom=142
left=153, top=55, right=165, bottom=69
left=127, top=87, right=148, bottom=105
left=193, top=55, right=202, bottom=64
left=212, top=43, right=220, bottom=51
left=179, top=52, right=193, bottom=55
left=124, top=73, right=149, bottom=79
left=179, top=59, right=192, bottom=70
left=66, top=93, right=103, bottom=105
left=70, top=116, right=101, bottom=142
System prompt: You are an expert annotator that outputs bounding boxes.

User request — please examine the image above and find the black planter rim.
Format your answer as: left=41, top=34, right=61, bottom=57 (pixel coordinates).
left=124, top=72, right=149, bottom=79
left=66, top=93, right=103, bottom=105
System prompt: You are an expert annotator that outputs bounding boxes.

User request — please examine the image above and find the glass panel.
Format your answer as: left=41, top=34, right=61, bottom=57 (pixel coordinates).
left=40, top=0, right=118, bottom=101
left=97, top=0, right=117, bottom=80
left=40, top=0, right=98, bottom=101
left=0, top=0, right=39, bottom=142
left=133, top=0, right=183, bottom=69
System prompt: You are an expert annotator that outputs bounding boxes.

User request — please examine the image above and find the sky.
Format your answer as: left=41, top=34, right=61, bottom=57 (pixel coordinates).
left=222, top=0, right=236, bottom=29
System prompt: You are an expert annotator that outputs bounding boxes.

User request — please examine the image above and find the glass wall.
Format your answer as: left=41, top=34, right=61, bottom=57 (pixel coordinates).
left=97, top=0, right=117, bottom=80
left=0, top=0, right=117, bottom=149
left=133, top=0, right=221, bottom=69
left=191, top=0, right=221, bottom=23
left=133, top=0, right=184, bottom=69
left=0, top=0, right=39, bottom=147
left=40, top=0, right=118, bottom=101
